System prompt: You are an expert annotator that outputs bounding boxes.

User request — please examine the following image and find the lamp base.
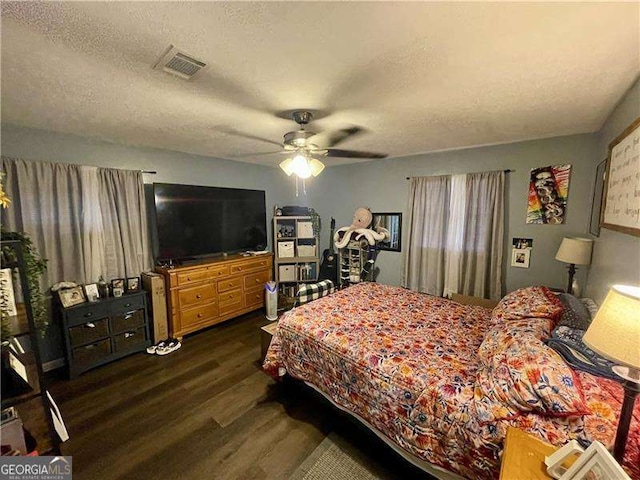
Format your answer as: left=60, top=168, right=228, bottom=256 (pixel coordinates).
left=612, top=366, right=640, bottom=463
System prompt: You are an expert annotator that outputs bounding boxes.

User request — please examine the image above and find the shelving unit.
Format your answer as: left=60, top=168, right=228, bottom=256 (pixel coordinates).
left=1, top=238, right=62, bottom=456
left=337, top=240, right=377, bottom=288
left=273, top=212, right=320, bottom=304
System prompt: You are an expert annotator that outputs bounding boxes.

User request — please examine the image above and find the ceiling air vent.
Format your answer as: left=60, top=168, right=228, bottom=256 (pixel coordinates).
left=153, top=45, right=206, bottom=80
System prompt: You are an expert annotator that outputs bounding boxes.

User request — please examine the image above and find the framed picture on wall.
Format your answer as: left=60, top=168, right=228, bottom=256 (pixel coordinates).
left=601, top=116, right=640, bottom=237
left=511, top=248, right=530, bottom=268
left=589, top=159, right=607, bottom=237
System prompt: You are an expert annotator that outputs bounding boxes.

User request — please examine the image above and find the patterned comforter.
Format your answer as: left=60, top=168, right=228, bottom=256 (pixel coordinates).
left=263, top=283, right=640, bottom=480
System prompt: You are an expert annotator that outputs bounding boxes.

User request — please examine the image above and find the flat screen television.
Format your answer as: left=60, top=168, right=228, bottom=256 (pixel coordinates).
left=153, top=183, right=267, bottom=261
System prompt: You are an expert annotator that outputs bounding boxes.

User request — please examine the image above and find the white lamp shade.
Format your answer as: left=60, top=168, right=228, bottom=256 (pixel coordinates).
left=279, top=158, right=296, bottom=176
left=555, top=237, right=593, bottom=265
left=583, top=285, right=640, bottom=370
left=309, top=158, right=325, bottom=177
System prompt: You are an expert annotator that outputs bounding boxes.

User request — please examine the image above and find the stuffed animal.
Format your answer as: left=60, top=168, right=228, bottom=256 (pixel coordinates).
left=334, top=207, right=389, bottom=249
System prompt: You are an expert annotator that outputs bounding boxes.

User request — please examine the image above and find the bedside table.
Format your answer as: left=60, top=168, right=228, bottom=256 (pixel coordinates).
left=500, top=427, right=577, bottom=479
left=260, top=322, right=278, bottom=362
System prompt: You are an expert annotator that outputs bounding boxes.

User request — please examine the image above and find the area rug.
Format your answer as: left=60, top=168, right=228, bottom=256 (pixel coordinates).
left=289, top=433, right=394, bottom=480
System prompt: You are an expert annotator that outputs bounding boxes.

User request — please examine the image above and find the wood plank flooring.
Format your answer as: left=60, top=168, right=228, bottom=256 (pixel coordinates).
left=49, top=311, right=435, bottom=480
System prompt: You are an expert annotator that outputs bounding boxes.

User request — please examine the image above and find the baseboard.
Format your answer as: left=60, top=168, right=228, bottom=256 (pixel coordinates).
left=43, top=357, right=65, bottom=372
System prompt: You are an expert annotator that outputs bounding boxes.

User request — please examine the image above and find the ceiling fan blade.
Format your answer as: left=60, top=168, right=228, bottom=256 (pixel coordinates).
left=215, top=126, right=283, bottom=148
left=230, top=150, right=284, bottom=158
left=309, top=126, right=364, bottom=148
left=326, top=149, right=387, bottom=159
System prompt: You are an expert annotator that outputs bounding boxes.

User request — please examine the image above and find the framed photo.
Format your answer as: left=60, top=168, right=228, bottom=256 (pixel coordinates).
left=601, top=116, right=640, bottom=237
left=511, top=248, right=530, bottom=268
left=58, top=286, right=86, bottom=308
left=559, top=441, right=629, bottom=480
left=126, top=277, right=140, bottom=292
left=111, top=278, right=125, bottom=290
left=84, top=283, right=100, bottom=302
left=589, top=159, right=607, bottom=237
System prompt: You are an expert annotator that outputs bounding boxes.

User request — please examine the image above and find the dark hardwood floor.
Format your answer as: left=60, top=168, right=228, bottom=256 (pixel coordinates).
left=48, top=311, right=435, bottom=480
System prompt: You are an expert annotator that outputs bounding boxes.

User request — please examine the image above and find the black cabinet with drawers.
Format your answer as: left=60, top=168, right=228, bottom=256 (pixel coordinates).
left=60, top=291, right=151, bottom=378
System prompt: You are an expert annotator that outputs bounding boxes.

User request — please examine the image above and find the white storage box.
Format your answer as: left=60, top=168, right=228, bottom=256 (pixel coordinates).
left=297, top=244, right=316, bottom=257
left=296, top=221, right=314, bottom=239
left=278, top=265, right=296, bottom=282
left=277, top=241, right=295, bottom=258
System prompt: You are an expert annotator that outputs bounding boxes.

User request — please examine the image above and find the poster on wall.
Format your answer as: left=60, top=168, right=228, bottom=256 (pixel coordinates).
left=526, top=164, right=572, bottom=224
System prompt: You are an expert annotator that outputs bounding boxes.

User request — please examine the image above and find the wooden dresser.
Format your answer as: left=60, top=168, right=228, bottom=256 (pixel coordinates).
left=155, top=254, right=273, bottom=338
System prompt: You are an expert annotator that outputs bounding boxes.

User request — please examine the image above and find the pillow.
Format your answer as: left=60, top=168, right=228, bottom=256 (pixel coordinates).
left=478, top=317, right=553, bottom=364
left=556, top=293, right=592, bottom=330
left=579, top=297, right=599, bottom=320
left=474, top=336, right=590, bottom=423
left=491, top=286, right=563, bottom=322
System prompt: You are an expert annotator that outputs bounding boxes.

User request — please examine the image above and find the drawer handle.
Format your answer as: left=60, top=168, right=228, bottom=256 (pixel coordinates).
left=217, top=271, right=223, bottom=276
left=85, top=344, right=97, bottom=350
left=124, top=313, right=133, bottom=320
left=228, top=282, right=233, bottom=287
left=255, top=278, right=260, bottom=283
left=196, top=294, right=202, bottom=299
left=84, top=312, right=93, bottom=318
left=255, top=294, right=260, bottom=299
left=85, top=322, right=96, bottom=329
left=197, top=313, right=203, bottom=318
left=124, top=331, right=135, bottom=339
left=228, top=294, right=233, bottom=299
left=187, top=277, right=191, bottom=281
left=124, top=303, right=132, bottom=308
left=237, top=267, right=242, bottom=271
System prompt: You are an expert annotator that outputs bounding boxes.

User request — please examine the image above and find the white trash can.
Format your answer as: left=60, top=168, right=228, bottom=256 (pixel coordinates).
left=265, top=281, right=278, bottom=321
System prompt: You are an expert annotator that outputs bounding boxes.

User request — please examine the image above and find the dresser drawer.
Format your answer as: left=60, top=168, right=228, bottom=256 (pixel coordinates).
left=217, top=277, right=242, bottom=293
left=110, top=294, right=144, bottom=313
left=218, top=288, right=243, bottom=316
left=244, top=271, right=271, bottom=290
left=180, top=302, right=217, bottom=328
left=111, top=309, right=145, bottom=334
left=178, top=283, right=216, bottom=308
left=113, top=327, right=147, bottom=352
left=66, top=303, right=108, bottom=326
left=230, top=258, right=271, bottom=275
left=177, top=268, right=208, bottom=286
left=68, top=318, right=109, bottom=347
left=72, top=339, right=111, bottom=369
left=244, top=289, right=264, bottom=309
left=207, top=265, right=230, bottom=279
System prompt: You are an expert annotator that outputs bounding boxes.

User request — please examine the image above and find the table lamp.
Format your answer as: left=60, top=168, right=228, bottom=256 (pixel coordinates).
left=583, top=285, right=640, bottom=462
left=555, top=237, right=593, bottom=295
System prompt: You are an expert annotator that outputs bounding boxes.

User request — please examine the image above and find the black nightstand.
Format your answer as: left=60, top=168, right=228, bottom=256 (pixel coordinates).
left=59, top=291, right=151, bottom=378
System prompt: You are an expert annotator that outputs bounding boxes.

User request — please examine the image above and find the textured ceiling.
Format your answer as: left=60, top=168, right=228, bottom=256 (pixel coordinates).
left=1, top=2, right=639, bottom=167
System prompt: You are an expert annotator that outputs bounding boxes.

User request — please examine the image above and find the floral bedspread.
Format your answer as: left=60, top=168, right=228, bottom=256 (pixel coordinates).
left=263, top=283, right=640, bottom=479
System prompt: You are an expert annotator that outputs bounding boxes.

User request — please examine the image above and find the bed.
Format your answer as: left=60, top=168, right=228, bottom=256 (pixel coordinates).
left=263, top=282, right=640, bottom=480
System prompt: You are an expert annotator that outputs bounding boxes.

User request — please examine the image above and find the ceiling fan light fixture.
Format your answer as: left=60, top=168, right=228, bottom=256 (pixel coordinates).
left=309, top=158, right=325, bottom=177
left=292, top=153, right=312, bottom=179
left=279, top=158, right=296, bottom=176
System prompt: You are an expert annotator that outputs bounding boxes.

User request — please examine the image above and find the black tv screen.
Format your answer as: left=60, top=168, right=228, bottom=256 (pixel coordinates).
left=153, top=183, right=267, bottom=260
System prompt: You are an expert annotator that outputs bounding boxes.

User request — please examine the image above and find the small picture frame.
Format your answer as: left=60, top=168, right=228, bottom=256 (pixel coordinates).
left=84, top=283, right=100, bottom=303
left=558, top=441, right=629, bottom=480
left=511, top=248, right=531, bottom=268
left=111, top=278, right=125, bottom=291
left=112, top=287, right=124, bottom=298
left=58, top=286, right=86, bottom=308
left=126, top=277, right=140, bottom=292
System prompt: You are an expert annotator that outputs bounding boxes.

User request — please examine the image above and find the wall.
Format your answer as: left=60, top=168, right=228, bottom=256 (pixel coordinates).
left=309, top=134, right=599, bottom=294
left=585, top=78, right=640, bottom=303
left=0, top=123, right=291, bottom=363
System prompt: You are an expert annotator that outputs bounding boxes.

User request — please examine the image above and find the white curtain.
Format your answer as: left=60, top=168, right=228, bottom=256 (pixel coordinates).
left=1, top=157, right=151, bottom=287
left=403, top=175, right=451, bottom=295
left=403, top=170, right=504, bottom=300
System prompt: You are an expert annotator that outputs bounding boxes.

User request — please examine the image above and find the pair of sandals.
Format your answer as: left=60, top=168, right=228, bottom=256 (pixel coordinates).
left=146, top=338, right=181, bottom=356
